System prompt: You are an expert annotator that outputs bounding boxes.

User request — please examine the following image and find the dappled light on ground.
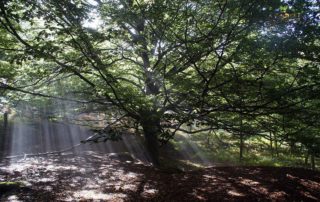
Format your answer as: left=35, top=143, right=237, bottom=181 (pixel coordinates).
left=0, top=152, right=152, bottom=201
left=0, top=117, right=318, bottom=201
left=0, top=152, right=319, bottom=201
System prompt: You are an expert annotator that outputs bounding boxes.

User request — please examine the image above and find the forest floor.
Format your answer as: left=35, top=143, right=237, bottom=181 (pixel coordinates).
left=0, top=151, right=319, bottom=201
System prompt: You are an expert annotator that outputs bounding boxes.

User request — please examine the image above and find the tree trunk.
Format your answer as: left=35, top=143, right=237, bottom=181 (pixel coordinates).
left=239, top=133, right=244, bottom=162
left=141, top=118, right=160, bottom=167
left=289, top=141, right=295, bottom=155
left=274, top=132, right=279, bottom=157
left=3, top=112, right=8, bottom=133
left=269, top=132, right=273, bottom=158
left=311, top=152, right=315, bottom=170
left=305, top=152, right=309, bottom=168
left=239, top=116, right=244, bottom=162
left=0, top=112, right=8, bottom=157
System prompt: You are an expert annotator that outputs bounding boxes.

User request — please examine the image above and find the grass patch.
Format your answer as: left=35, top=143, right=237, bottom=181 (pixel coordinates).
left=167, top=132, right=318, bottom=169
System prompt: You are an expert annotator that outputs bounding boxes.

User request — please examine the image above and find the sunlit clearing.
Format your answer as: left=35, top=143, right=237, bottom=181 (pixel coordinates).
left=0, top=99, right=159, bottom=200
left=122, top=134, right=151, bottom=164
left=175, top=132, right=211, bottom=167
left=0, top=151, right=153, bottom=201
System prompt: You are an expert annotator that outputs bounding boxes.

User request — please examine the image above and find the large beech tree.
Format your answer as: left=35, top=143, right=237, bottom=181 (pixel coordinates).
left=0, top=0, right=319, bottom=165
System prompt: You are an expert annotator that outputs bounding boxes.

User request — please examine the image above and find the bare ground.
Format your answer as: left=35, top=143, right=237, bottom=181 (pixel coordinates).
left=0, top=152, right=319, bottom=201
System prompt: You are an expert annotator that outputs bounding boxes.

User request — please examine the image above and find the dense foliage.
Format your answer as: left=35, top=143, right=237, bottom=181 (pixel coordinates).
left=0, top=0, right=319, bottom=166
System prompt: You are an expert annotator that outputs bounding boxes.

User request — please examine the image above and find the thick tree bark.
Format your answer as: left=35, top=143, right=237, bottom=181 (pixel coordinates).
left=141, top=117, right=160, bottom=166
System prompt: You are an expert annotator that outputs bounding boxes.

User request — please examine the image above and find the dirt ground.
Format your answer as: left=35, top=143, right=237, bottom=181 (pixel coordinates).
left=0, top=152, right=319, bottom=201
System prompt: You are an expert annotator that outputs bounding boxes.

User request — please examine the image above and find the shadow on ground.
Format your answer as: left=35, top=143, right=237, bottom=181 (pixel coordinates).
left=0, top=151, right=319, bottom=201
